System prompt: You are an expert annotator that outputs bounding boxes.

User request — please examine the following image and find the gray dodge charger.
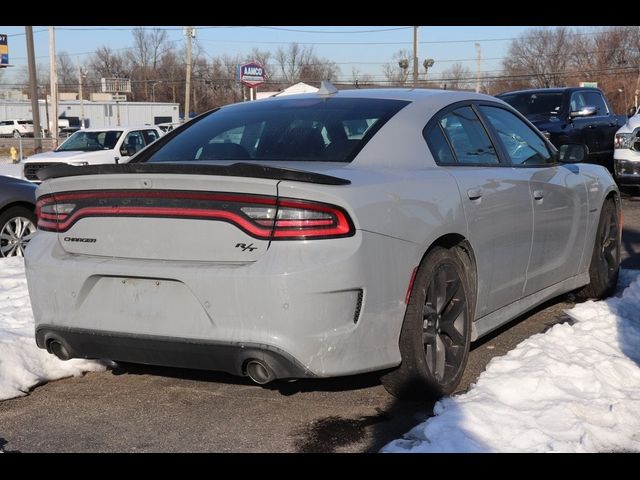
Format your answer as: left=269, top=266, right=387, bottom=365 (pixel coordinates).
left=25, top=87, right=621, bottom=399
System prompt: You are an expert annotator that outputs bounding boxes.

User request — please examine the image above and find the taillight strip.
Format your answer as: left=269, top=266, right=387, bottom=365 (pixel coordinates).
left=36, top=190, right=355, bottom=240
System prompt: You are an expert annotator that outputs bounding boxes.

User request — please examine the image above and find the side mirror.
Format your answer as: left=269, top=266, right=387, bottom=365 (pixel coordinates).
left=628, top=107, right=637, bottom=117
left=570, top=105, right=597, bottom=118
left=558, top=143, right=588, bottom=163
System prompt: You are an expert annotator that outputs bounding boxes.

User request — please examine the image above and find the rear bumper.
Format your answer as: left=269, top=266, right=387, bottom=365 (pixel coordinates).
left=25, top=230, right=420, bottom=378
left=36, top=325, right=311, bottom=379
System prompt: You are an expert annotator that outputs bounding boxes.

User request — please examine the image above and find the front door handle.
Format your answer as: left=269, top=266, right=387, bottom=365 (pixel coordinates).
left=467, top=188, right=483, bottom=200
left=533, top=189, right=544, bottom=200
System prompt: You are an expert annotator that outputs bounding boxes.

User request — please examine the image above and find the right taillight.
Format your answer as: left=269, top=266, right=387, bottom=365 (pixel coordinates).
left=242, top=197, right=354, bottom=240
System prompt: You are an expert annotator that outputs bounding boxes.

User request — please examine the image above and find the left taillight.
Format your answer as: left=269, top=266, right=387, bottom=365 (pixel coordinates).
left=36, top=191, right=355, bottom=240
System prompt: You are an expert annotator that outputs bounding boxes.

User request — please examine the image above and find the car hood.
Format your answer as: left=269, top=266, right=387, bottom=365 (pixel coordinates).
left=22, top=149, right=114, bottom=163
left=617, top=115, right=640, bottom=134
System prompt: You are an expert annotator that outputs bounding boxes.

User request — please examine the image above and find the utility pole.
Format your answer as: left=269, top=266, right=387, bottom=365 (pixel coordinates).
left=49, top=26, right=59, bottom=147
left=77, top=57, right=85, bottom=129
left=475, top=43, right=482, bottom=94
left=412, top=26, right=419, bottom=88
left=184, top=26, right=194, bottom=122
left=25, top=26, right=42, bottom=152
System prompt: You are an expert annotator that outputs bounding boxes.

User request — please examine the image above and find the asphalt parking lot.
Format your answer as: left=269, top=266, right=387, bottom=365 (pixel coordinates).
left=1, top=195, right=639, bottom=453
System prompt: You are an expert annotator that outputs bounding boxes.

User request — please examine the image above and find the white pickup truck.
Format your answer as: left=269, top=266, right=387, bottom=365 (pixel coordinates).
left=21, top=125, right=163, bottom=182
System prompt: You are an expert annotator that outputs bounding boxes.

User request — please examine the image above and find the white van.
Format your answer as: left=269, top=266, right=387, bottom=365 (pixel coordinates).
left=21, top=125, right=162, bottom=182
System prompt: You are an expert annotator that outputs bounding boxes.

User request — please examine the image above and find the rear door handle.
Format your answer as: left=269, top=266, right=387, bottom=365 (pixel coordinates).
left=467, top=188, right=483, bottom=200
left=533, top=189, right=544, bottom=200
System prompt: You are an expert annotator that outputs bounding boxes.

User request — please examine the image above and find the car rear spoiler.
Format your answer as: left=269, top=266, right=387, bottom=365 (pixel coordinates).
left=36, top=162, right=351, bottom=186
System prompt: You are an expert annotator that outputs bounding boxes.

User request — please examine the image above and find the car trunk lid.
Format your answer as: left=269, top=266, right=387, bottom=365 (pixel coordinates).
left=38, top=173, right=280, bottom=262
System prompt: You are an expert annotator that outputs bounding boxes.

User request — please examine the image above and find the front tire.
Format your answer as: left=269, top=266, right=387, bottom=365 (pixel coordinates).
left=0, top=206, right=37, bottom=258
left=578, top=198, right=620, bottom=299
left=12, top=130, right=21, bottom=138
left=382, top=247, right=472, bottom=401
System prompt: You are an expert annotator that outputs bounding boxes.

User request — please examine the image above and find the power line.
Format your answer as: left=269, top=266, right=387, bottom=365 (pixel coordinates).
left=252, top=26, right=412, bottom=34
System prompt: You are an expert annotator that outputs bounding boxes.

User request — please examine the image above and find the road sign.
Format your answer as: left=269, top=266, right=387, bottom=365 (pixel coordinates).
left=0, top=34, right=9, bottom=67
left=101, top=78, right=131, bottom=93
left=111, top=94, right=127, bottom=101
left=579, top=82, right=598, bottom=88
left=239, top=62, right=266, bottom=88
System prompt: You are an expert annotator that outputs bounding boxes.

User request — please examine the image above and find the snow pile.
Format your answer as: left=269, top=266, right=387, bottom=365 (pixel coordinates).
left=0, top=257, right=105, bottom=401
left=383, top=270, right=640, bottom=453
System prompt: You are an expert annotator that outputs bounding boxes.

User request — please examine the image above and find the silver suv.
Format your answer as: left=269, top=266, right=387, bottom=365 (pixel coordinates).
left=0, top=119, right=35, bottom=138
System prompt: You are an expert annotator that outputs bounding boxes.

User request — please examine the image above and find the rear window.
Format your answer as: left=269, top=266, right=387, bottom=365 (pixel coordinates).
left=145, top=97, right=409, bottom=163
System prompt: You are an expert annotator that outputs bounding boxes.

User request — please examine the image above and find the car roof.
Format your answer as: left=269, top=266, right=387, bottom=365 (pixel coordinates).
left=496, top=87, right=601, bottom=96
left=75, top=125, right=161, bottom=133
left=222, top=88, right=501, bottom=109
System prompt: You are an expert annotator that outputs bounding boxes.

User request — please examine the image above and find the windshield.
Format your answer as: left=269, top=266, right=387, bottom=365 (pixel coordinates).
left=144, top=97, right=409, bottom=163
left=498, top=92, right=565, bottom=117
left=56, top=130, right=123, bottom=152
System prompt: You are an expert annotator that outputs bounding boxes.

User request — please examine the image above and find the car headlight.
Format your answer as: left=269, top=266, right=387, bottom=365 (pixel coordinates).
left=615, top=133, right=633, bottom=149
left=68, top=161, right=89, bottom=166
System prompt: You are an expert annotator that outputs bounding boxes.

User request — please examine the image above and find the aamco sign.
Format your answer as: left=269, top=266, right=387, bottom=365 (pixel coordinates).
left=239, top=62, right=266, bottom=88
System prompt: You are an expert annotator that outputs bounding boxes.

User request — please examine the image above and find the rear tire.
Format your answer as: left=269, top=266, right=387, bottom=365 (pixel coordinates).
left=577, top=198, right=620, bottom=299
left=0, top=206, right=37, bottom=258
left=12, top=130, right=21, bottom=138
left=381, top=246, right=472, bottom=401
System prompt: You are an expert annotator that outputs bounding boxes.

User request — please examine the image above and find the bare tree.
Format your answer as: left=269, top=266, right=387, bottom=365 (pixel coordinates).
left=351, top=67, right=374, bottom=88
left=127, top=27, right=170, bottom=100
left=441, top=63, right=473, bottom=90
left=502, top=27, right=573, bottom=88
left=274, top=43, right=338, bottom=84
left=383, top=50, right=411, bottom=86
left=56, top=51, right=77, bottom=92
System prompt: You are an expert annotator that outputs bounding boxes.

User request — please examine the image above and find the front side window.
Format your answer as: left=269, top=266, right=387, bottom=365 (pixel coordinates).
left=56, top=130, right=123, bottom=152
left=144, top=97, right=409, bottom=163
left=142, top=129, right=160, bottom=145
left=582, top=91, right=609, bottom=116
left=123, top=131, right=145, bottom=155
left=438, top=106, right=500, bottom=165
left=479, top=106, right=552, bottom=166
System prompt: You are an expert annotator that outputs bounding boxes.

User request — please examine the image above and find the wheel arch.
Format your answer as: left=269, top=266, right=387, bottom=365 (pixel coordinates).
left=417, top=233, right=479, bottom=338
left=0, top=201, right=37, bottom=218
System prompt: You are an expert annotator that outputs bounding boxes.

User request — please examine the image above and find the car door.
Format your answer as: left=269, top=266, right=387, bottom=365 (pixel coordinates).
left=425, top=104, right=534, bottom=318
left=477, top=104, right=588, bottom=296
left=583, top=90, right=618, bottom=168
left=568, top=91, right=601, bottom=156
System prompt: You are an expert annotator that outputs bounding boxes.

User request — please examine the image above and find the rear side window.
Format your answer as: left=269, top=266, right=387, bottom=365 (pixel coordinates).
left=18, top=120, right=33, bottom=125
left=438, top=106, right=500, bottom=165
left=424, top=125, right=455, bottom=164
left=145, top=97, right=409, bottom=163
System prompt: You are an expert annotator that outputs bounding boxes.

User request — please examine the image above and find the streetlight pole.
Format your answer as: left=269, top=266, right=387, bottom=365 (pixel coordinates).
left=184, top=27, right=194, bottom=122
left=152, top=81, right=162, bottom=102
left=49, top=26, right=58, bottom=148
left=77, top=57, right=85, bottom=129
left=25, top=26, right=42, bottom=152
left=412, top=26, right=419, bottom=88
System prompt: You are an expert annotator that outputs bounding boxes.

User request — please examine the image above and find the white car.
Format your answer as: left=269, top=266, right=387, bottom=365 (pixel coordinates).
left=614, top=107, right=640, bottom=190
left=21, top=125, right=163, bottom=182
left=0, top=119, right=35, bottom=138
